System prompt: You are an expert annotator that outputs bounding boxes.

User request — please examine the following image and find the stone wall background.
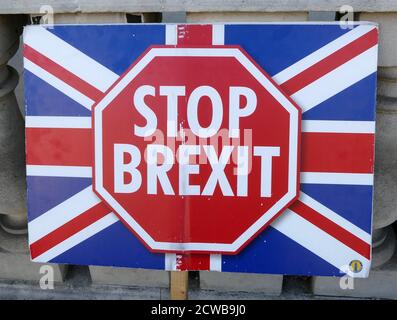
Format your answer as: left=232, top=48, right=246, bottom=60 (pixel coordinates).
left=0, top=1, right=396, bottom=299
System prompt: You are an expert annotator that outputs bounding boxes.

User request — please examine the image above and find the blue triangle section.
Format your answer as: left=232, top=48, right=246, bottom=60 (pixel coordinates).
left=27, top=176, right=92, bottom=221
left=222, top=226, right=341, bottom=276
left=50, top=221, right=165, bottom=270
left=24, top=70, right=91, bottom=117
left=225, top=24, right=353, bottom=76
left=302, top=72, right=377, bottom=121
left=300, top=184, right=372, bottom=234
left=48, top=25, right=165, bottom=75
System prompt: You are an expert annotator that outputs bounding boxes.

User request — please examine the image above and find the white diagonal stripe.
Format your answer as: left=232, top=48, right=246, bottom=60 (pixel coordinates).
left=300, top=172, right=373, bottom=186
left=299, top=192, right=371, bottom=243
left=28, top=185, right=101, bottom=244
left=24, top=58, right=94, bottom=109
left=27, top=165, right=92, bottom=178
left=291, top=45, right=378, bottom=113
left=24, top=26, right=119, bottom=92
left=273, top=25, right=377, bottom=84
left=272, top=209, right=370, bottom=277
left=32, top=212, right=117, bottom=263
left=302, top=120, right=375, bottom=133
left=26, top=116, right=91, bottom=129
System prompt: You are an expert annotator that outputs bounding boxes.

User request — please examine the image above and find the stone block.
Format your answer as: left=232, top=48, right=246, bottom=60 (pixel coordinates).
left=186, top=12, right=308, bottom=23
left=141, top=13, right=162, bottom=23
left=373, top=97, right=397, bottom=229
left=378, top=67, right=397, bottom=99
left=53, top=12, right=127, bottom=24
left=0, top=227, right=67, bottom=282
left=0, top=251, right=67, bottom=282
left=312, top=251, right=397, bottom=299
left=372, top=226, right=396, bottom=268
left=0, top=15, right=27, bottom=230
left=200, top=271, right=283, bottom=295
left=9, top=36, right=25, bottom=117
left=89, top=266, right=169, bottom=288
left=358, top=13, right=397, bottom=67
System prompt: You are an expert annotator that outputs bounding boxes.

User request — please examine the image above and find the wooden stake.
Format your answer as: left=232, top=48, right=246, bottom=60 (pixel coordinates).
left=170, top=271, right=189, bottom=300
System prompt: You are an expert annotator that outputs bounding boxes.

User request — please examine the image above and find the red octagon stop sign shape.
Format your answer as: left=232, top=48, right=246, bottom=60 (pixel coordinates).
left=93, top=46, right=301, bottom=254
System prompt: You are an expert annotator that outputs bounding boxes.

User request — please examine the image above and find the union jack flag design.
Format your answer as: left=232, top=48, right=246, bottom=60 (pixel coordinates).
left=24, top=23, right=377, bottom=277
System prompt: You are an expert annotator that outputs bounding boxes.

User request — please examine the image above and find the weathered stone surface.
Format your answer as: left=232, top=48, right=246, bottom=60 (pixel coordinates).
left=312, top=249, right=397, bottom=299
left=372, top=226, right=396, bottom=269
left=361, top=18, right=397, bottom=240
left=0, top=280, right=166, bottom=299
left=8, top=36, right=24, bottom=118
left=373, top=97, right=397, bottom=229
left=187, top=11, right=308, bottom=22
left=377, top=67, right=397, bottom=98
left=1, top=1, right=397, bottom=14
left=162, top=12, right=187, bottom=23
left=359, top=13, right=397, bottom=67
left=0, top=15, right=27, bottom=231
left=141, top=12, right=162, bottom=22
left=0, top=224, right=29, bottom=253
left=0, top=223, right=67, bottom=282
left=0, top=252, right=67, bottom=282
left=308, top=11, right=336, bottom=21
left=0, top=227, right=67, bottom=282
left=89, top=266, right=169, bottom=288
left=0, top=15, right=26, bottom=65
left=53, top=12, right=127, bottom=23
left=200, top=271, right=283, bottom=295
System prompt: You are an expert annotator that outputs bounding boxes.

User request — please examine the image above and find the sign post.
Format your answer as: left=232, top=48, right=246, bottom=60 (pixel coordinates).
left=170, top=271, right=189, bottom=300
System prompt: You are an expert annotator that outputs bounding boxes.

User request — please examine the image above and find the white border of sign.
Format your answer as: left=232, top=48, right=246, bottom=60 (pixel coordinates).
left=94, top=47, right=299, bottom=253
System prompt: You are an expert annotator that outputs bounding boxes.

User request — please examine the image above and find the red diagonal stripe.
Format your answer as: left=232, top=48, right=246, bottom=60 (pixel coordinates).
left=24, top=44, right=103, bottom=102
left=280, top=28, right=378, bottom=95
left=26, top=127, right=92, bottom=166
left=301, top=132, right=374, bottom=173
left=290, top=200, right=370, bottom=259
left=30, top=202, right=111, bottom=259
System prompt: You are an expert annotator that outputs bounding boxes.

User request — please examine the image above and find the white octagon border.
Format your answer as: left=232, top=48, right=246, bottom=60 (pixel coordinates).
left=94, top=47, right=299, bottom=253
